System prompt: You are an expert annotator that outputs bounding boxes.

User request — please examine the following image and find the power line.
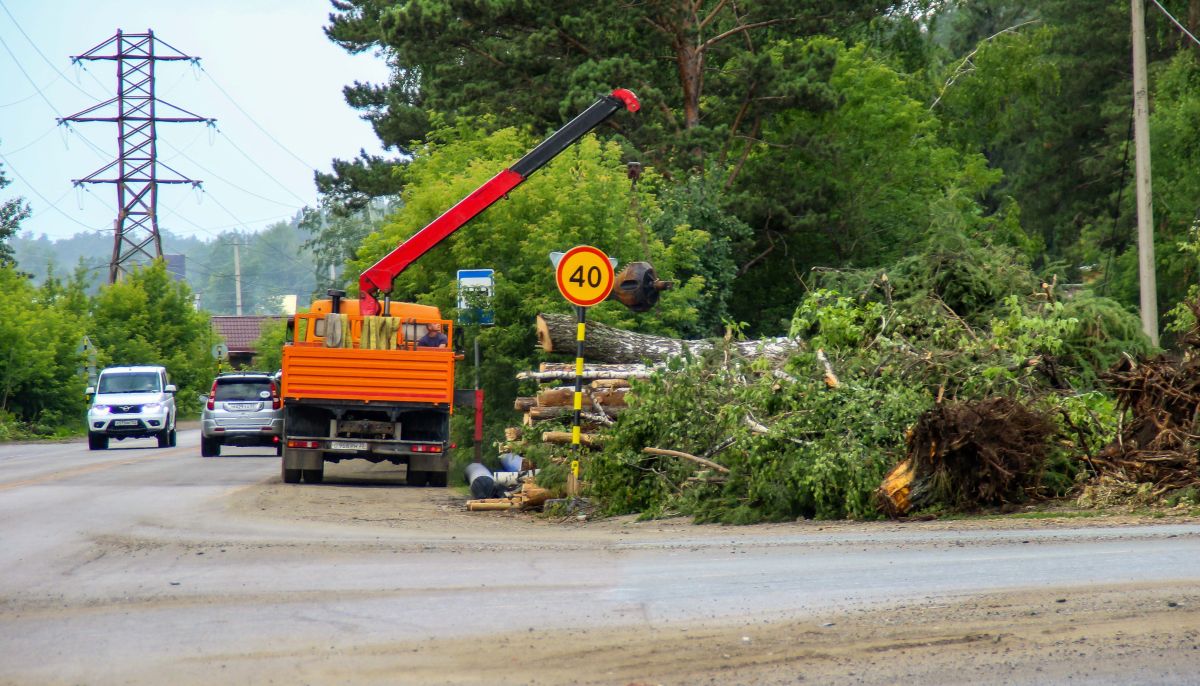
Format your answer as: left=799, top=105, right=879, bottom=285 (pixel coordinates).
left=1149, top=0, right=1200, bottom=48
left=0, top=125, right=58, bottom=155
left=0, top=0, right=104, bottom=100
left=0, top=75, right=60, bottom=108
left=0, top=31, right=60, bottom=115
left=211, top=126, right=311, bottom=205
left=0, top=152, right=109, bottom=231
left=158, top=137, right=306, bottom=209
left=198, top=64, right=315, bottom=172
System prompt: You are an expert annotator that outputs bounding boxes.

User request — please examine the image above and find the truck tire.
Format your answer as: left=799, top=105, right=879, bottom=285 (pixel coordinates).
left=200, top=437, right=218, bottom=457
left=407, top=470, right=429, bottom=487
left=281, top=465, right=301, bottom=483
left=88, top=433, right=108, bottom=451
left=302, top=468, right=324, bottom=484
left=429, top=471, right=448, bottom=487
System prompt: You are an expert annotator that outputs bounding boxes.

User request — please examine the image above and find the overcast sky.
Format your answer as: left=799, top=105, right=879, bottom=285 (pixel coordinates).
left=0, top=0, right=392, bottom=242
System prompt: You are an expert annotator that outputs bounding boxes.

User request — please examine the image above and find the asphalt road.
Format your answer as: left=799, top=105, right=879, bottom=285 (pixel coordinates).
left=1, top=430, right=1199, bottom=684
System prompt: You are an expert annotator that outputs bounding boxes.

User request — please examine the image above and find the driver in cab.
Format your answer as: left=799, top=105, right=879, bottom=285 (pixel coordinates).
left=416, top=322, right=447, bottom=349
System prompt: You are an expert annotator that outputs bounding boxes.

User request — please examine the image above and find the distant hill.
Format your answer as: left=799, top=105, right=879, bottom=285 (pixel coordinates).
left=12, top=215, right=319, bottom=315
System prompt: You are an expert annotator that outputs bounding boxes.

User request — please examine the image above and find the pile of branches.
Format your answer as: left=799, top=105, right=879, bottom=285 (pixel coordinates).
left=1093, top=353, right=1200, bottom=491
left=878, top=397, right=1056, bottom=517
left=1089, top=297, right=1200, bottom=492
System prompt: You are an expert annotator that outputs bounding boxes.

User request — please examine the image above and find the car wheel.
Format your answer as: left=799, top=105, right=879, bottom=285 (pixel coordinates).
left=282, top=466, right=301, bottom=483
left=302, top=468, right=323, bottom=484
left=168, top=426, right=177, bottom=447
left=157, top=428, right=170, bottom=448
left=200, top=437, right=217, bottom=457
left=88, top=432, right=108, bottom=450
left=275, top=442, right=282, bottom=456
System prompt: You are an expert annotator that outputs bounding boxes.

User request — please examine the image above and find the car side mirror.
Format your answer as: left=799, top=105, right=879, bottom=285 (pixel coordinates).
left=165, top=384, right=177, bottom=394
left=85, top=386, right=95, bottom=395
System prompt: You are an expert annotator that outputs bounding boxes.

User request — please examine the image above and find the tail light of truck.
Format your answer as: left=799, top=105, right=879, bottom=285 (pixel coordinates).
left=206, top=380, right=216, bottom=410
left=269, top=381, right=281, bottom=410
left=288, top=440, right=320, bottom=449
left=411, top=444, right=442, bottom=453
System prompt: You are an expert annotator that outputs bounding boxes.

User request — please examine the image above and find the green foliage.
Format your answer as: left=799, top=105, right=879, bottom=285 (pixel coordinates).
left=729, top=37, right=1003, bottom=333
left=590, top=344, right=930, bottom=522
left=0, top=265, right=89, bottom=434
left=586, top=239, right=1142, bottom=521
left=89, top=262, right=216, bottom=415
left=251, top=318, right=288, bottom=374
left=0, top=163, right=30, bottom=268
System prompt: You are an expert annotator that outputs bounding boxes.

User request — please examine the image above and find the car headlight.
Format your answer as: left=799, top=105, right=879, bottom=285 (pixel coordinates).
left=91, top=405, right=111, bottom=415
left=143, top=402, right=162, bottom=412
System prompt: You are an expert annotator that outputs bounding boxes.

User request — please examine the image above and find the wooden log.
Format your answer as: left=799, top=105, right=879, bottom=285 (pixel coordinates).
left=538, top=362, right=648, bottom=374
left=519, top=483, right=553, bottom=509
left=536, top=387, right=576, bottom=406
left=536, top=386, right=629, bottom=408
left=514, top=397, right=538, bottom=412
left=542, top=431, right=603, bottom=446
left=504, top=427, right=523, bottom=442
left=642, top=446, right=730, bottom=473
left=518, top=369, right=653, bottom=381
left=528, top=405, right=621, bottom=420
left=591, top=379, right=631, bottom=390
left=537, top=312, right=800, bottom=364
left=816, top=348, right=840, bottom=388
left=467, top=498, right=521, bottom=511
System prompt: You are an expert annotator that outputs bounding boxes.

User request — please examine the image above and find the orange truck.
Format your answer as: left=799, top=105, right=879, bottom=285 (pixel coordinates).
left=279, top=89, right=641, bottom=485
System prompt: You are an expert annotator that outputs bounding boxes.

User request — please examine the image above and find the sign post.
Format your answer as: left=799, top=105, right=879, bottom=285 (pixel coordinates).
left=552, top=246, right=616, bottom=496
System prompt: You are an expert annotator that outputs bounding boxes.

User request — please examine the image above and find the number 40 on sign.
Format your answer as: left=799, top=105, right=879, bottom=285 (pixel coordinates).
left=554, top=245, right=615, bottom=307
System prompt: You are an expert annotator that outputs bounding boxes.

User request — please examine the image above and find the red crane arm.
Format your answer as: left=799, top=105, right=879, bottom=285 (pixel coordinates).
left=357, top=89, right=640, bottom=316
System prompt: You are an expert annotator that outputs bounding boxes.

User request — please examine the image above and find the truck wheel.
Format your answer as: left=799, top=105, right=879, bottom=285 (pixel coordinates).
left=282, top=467, right=301, bottom=483
left=429, top=471, right=448, bottom=487
left=88, top=433, right=108, bottom=450
left=408, top=470, right=429, bottom=487
left=302, top=468, right=324, bottom=484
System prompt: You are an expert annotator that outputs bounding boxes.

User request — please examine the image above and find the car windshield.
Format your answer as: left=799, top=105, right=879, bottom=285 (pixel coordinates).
left=97, top=372, right=160, bottom=394
left=215, top=380, right=271, bottom=401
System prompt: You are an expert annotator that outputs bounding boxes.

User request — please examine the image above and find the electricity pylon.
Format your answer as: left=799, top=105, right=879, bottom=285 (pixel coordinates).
left=60, top=30, right=214, bottom=283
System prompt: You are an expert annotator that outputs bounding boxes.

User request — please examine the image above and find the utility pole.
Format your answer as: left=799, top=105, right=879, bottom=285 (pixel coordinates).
left=1132, top=0, right=1159, bottom=346
left=60, top=30, right=213, bottom=284
left=232, top=239, right=243, bottom=316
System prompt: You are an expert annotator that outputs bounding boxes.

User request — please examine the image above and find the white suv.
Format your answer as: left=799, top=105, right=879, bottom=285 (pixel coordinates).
left=86, top=366, right=177, bottom=450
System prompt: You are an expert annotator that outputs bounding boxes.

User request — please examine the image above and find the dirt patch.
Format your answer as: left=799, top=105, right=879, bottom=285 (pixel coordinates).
left=137, top=583, right=1200, bottom=685
left=186, top=474, right=1200, bottom=684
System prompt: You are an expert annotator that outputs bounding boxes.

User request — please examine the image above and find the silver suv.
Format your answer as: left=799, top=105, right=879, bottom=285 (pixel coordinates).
left=201, top=372, right=283, bottom=456
left=86, top=366, right=177, bottom=450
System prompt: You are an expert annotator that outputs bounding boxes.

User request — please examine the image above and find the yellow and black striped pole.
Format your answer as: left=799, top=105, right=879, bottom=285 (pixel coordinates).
left=568, top=305, right=586, bottom=495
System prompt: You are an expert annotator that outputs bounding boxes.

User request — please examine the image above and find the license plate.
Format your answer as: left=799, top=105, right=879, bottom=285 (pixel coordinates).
left=330, top=441, right=367, bottom=451
left=113, top=419, right=139, bottom=427
left=226, top=403, right=259, bottom=411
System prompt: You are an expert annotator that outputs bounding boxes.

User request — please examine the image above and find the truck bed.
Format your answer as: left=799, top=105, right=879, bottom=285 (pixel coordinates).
left=282, top=344, right=455, bottom=406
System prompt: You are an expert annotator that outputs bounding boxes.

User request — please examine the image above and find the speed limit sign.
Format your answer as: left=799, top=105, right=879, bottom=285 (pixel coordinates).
left=555, top=245, right=615, bottom=307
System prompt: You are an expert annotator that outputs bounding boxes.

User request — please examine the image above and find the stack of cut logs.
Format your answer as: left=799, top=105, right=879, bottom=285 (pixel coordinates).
left=511, top=362, right=655, bottom=448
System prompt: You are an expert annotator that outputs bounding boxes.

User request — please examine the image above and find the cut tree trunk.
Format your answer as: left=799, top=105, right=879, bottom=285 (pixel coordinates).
left=542, top=431, right=603, bottom=446
left=536, top=313, right=798, bottom=364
